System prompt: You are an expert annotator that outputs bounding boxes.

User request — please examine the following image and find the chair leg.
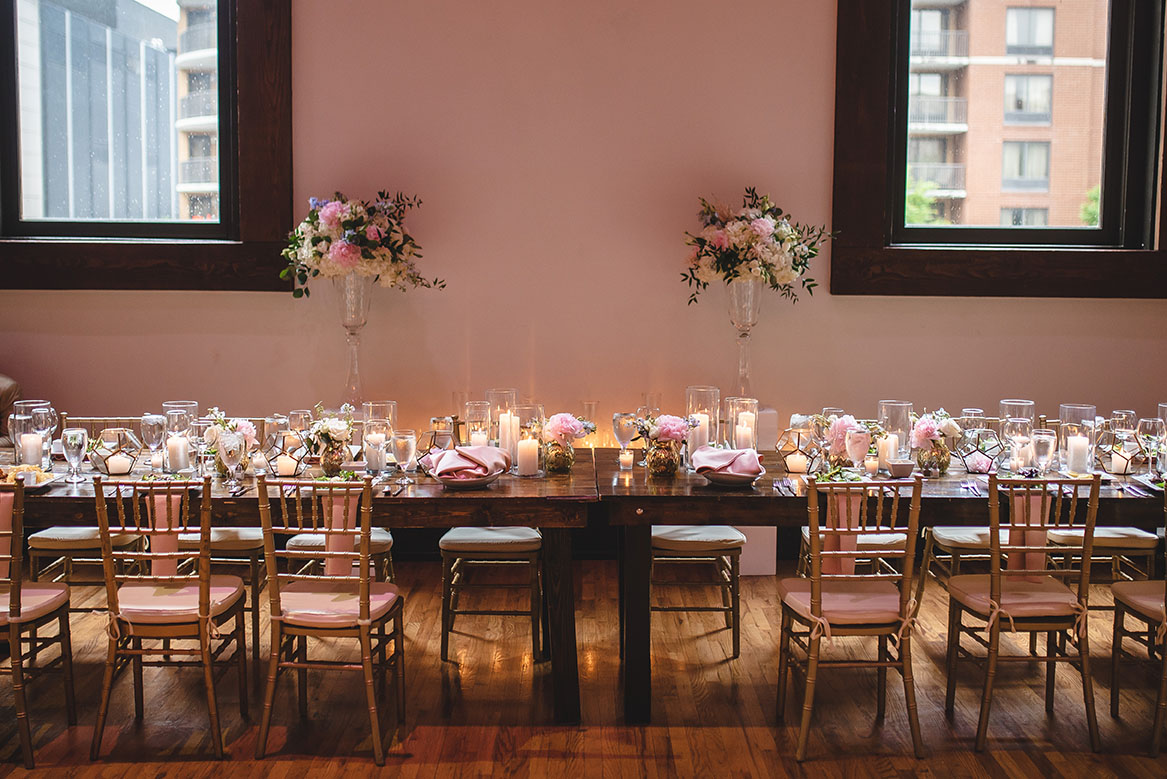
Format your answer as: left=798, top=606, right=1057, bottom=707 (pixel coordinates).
left=776, top=610, right=791, bottom=723
left=250, top=553, right=262, bottom=680
left=1079, top=627, right=1101, bottom=752
left=795, top=633, right=822, bottom=761
left=10, top=624, right=35, bottom=769
left=256, top=621, right=281, bottom=760
left=395, top=607, right=406, bottom=744
left=440, top=554, right=453, bottom=662
left=60, top=611, right=77, bottom=726
left=296, top=634, right=308, bottom=719
left=944, top=600, right=961, bottom=719
left=730, top=554, right=740, bottom=660
left=974, top=621, right=1002, bottom=751
left=876, top=635, right=888, bottom=723
left=1151, top=632, right=1167, bottom=757
left=1045, top=631, right=1057, bottom=714
left=718, top=558, right=732, bottom=629
left=201, top=628, right=225, bottom=759
left=91, top=637, right=118, bottom=760
left=132, top=637, right=145, bottom=719
left=914, top=532, right=935, bottom=608
left=387, top=551, right=396, bottom=583
left=360, top=626, right=385, bottom=766
left=530, top=553, right=543, bottom=662
left=900, top=632, right=925, bottom=759
left=1111, top=606, right=1124, bottom=718
left=236, top=611, right=249, bottom=719
left=1029, top=632, right=1038, bottom=657
left=796, top=535, right=808, bottom=577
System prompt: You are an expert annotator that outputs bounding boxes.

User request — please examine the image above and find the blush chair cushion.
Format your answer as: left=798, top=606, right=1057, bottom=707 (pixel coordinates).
left=178, top=527, right=265, bottom=551
left=931, top=526, right=1009, bottom=549
left=777, top=578, right=903, bottom=626
left=277, top=580, right=400, bottom=628
left=1112, top=580, right=1167, bottom=624
left=439, top=526, right=542, bottom=553
left=1048, top=526, right=1158, bottom=550
left=651, top=525, right=747, bottom=552
left=115, top=574, right=244, bottom=624
left=948, top=574, right=1080, bottom=619
left=0, top=582, right=69, bottom=625
left=28, top=526, right=140, bottom=550
left=286, top=528, right=394, bottom=554
left=801, top=526, right=907, bottom=551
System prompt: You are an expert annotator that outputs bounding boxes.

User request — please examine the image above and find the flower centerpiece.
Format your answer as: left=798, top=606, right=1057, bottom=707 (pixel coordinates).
left=203, top=408, right=259, bottom=479
left=302, top=403, right=355, bottom=477
left=910, top=409, right=961, bottom=477
left=281, top=191, right=445, bottom=406
left=635, top=414, right=698, bottom=476
left=814, top=413, right=885, bottom=469
left=542, top=413, right=597, bottom=474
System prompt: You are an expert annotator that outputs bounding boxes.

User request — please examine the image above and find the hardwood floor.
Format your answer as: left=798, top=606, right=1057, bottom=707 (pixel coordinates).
left=1, top=560, right=1165, bottom=777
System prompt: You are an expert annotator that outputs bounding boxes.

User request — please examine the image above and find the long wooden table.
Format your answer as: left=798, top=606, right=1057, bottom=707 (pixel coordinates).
left=596, top=450, right=1164, bottom=724
left=11, top=453, right=596, bottom=726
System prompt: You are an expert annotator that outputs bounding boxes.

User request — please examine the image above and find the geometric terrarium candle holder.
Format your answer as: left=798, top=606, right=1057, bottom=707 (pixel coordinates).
left=87, top=428, right=144, bottom=475
left=1095, top=428, right=1143, bottom=475
left=776, top=427, right=822, bottom=474
left=264, top=430, right=309, bottom=477
left=954, top=427, right=1004, bottom=474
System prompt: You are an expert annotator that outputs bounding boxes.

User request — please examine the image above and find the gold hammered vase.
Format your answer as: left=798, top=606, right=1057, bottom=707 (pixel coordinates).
left=646, top=440, right=681, bottom=476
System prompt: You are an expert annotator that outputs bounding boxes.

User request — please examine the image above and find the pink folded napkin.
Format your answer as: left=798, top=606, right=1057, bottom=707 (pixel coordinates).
left=422, top=445, right=512, bottom=480
left=691, top=446, right=763, bottom=476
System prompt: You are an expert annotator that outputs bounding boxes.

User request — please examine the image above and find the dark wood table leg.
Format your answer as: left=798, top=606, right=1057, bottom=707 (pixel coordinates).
left=541, top=527, right=580, bottom=724
left=622, top=523, right=652, bottom=724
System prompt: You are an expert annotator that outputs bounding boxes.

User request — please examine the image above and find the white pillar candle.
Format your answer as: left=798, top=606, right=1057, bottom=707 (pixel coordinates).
left=20, top=433, right=42, bottom=467
left=498, top=412, right=514, bottom=457
left=878, top=434, right=899, bottom=470
left=107, top=454, right=133, bottom=475
left=167, top=435, right=190, bottom=471
left=470, top=430, right=489, bottom=447
left=734, top=424, right=753, bottom=450
left=786, top=452, right=808, bottom=474
left=517, top=437, right=540, bottom=476
left=1066, top=435, right=1090, bottom=473
left=738, top=410, right=756, bottom=434
left=688, top=413, right=710, bottom=453
left=619, top=450, right=634, bottom=469
left=276, top=454, right=297, bottom=476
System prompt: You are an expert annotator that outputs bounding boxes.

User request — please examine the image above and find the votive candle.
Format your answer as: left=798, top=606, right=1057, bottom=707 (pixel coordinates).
left=619, top=450, right=634, bottom=470
left=786, top=452, right=808, bottom=474
left=107, top=454, right=133, bottom=475
left=276, top=454, right=297, bottom=476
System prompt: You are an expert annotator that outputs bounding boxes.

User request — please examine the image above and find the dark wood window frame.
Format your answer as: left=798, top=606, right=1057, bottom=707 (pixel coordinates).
left=0, top=0, right=291, bottom=291
left=831, top=0, right=1167, bottom=298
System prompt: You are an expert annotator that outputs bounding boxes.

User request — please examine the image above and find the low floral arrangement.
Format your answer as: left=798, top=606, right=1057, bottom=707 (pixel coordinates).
left=634, top=414, right=698, bottom=443
left=682, top=187, right=831, bottom=305
left=281, top=191, right=444, bottom=298
left=814, top=413, right=885, bottom=461
left=542, top=413, right=597, bottom=473
left=910, top=409, right=961, bottom=476
left=202, top=408, right=259, bottom=476
left=303, top=403, right=356, bottom=477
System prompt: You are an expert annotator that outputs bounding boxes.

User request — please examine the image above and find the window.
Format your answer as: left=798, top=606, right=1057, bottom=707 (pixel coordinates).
left=1004, top=74, right=1052, bottom=124
left=1002, top=141, right=1050, bottom=191
left=1001, top=208, right=1049, bottom=226
left=910, top=9, right=949, bottom=56
left=0, top=0, right=293, bottom=290
left=1006, top=7, right=1055, bottom=56
left=831, top=0, right=1166, bottom=297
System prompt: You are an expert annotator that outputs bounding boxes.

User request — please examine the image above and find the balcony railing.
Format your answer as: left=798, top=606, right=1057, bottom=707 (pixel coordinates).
left=179, top=90, right=217, bottom=119
left=908, top=163, right=966, bottom=192
left=908, top=96, right=968, bottom=126
left=180, top=22, right=217, bottom=53
left=910, top=29, right=969, bottom=58
left=180, top=156, right=218, bottom=185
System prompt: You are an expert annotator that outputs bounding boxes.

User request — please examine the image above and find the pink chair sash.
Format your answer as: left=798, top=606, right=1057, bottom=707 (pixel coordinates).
left=324, top=492, right=361, bottom=576
left=0, top=491, right=12, bottom=580
left=1006, top=491, right=1048, bottom=582
left=148, top=492, right=184, bottom=577
left=823, top=493, right=861, bottom=575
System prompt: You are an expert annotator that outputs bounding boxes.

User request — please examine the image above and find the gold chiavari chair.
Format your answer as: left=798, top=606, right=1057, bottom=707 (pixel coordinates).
left=777, top=476, right=924, bottom=761
left=27, top=414, right=145, bottom=585
left=90, top=476, right=248, bottom=760
left=1109, top=486, right=1167, bottom=755
left=255, top=476, right=405, bottom=766
left=943, top=474, right=1102, bottom=752
left=1, top=480, right=77, bottom=769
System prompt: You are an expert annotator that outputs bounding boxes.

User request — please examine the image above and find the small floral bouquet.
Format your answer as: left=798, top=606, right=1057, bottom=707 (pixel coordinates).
left=203, top=407, right=259, bottom=476
left=542, top=413, right=597, bottom=473
left=910, top=409, right=961, bottom=476
left=281, top=191, right=444, bottom=298
left=634, top=414, right=698, bottom=476
left=814, top=413, right=885, bottom=466
left=682, top=187, right=830, bottom=305
left=302, top=403, right=356, bottom=476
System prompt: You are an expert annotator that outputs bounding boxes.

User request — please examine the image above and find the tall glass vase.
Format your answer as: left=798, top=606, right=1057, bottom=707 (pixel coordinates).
left=335, top=273, right=375, bottom=408
left=727, top=277, right=762, bottom=397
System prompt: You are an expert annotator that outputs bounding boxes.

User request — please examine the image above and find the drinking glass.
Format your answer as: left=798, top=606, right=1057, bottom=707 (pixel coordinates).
left=1111, top=409, right=1137, bottom=434
left=289, top=409, right=313, bottom=434
left=162, top=401, right=200, bottom=427
left=464, top=401, right=491, bottom=446
left=822, top=406, right=845, bottom=418
left=8, top=414, right=33, bottom=465
left=612, top=412, right=637, bottom=455
left=1031, top=429, right=1057, bottom=475
left=61, top=427, right=88, bottom=483
left=845, top=427, right=872, bottom=470
left=1137, top=417, right=1166, bottom=475
left=217, top=431, right=245, bottom=490
left=362, top=400, right=398, bottom=430
left=30, top=406, right=58, bottom=469
left=999, top=399, right=1036, bottom=422
left=141, top=413, right=167, bottom=472
left=642, top=392, right=662, bottom=414
left=877, top=400, right=913, bottom=460
left=191, top=420, right=210, bottom=476
left=166, top=408, right=192, bottom=438
left=364, top=419, right=391, bottom=480
left=14, top=399, right=53, bottom=466
left=391, top=430, right=418, bottom=485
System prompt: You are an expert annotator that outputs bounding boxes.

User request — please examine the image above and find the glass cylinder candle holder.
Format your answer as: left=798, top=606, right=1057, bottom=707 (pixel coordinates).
left=13, top=400, right=55, bottom=467
left=724, top=397, right=760, bottom=450
left=464, top=401, right=491, bottom=446
left=1000, top=399, right=1036, bottom=422
left=684, top=385, right=720, bottom=469
left=513, top=403, right=545, bottom=477
left=877, top=400, right=913, bottom=462
left=362, top=400, right=398, bottom=431
left=363, top=418, right=391, bottom=479
left=486, top=388, right=518, bottom=447
left=1059, top=403, right=1097, bottom=473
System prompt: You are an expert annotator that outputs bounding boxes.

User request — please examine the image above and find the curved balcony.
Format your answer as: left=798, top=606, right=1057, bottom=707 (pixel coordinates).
left=180, top=22, right=216, bottom=54
left=179, top=156, right=218, bottom=186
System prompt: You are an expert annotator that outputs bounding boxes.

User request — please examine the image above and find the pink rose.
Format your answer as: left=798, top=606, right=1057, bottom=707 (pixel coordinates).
left=654, top=414, right=690, bottom=442
left=544, top=413, right=584, bottom=445
left=233, top=419, right=258, bottom=448
left=711, top=230, right=729, bottom=250
left=319, top=200, right=346, bottom=230
left=827, top=414, right=860, bottom=456
left=750, top=217, right=776, bottom=237
left=328, top=240, right=361, bottom=270
left=910, top=417, right=940, bottom=450
left=366, top=225, right=384, bottom=242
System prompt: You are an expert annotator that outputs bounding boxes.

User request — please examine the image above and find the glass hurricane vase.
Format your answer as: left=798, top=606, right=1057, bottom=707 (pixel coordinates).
left=335, top=273, right=375, bottom=408
left=727, top=277, right=762, bottom=397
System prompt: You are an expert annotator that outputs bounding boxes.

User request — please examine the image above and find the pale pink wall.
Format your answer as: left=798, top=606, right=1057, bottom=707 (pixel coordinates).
left=1, top=0, right=1165, bottom=431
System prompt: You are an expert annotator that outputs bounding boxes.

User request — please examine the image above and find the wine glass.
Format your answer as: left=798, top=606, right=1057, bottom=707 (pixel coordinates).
left=190, top=420, right=210, bottom=476
left=141, top=413, right=166, bottom=472
left=217, top=431, right=245, bottom=490
left=61, top=427, right=88, bottom=483
left=289, top=409, right=313, bottom=434
left=1137, top=417, right=1166, bottom=475
left=613, top=412, right=637, bottom=459
left=1031, top=428, right=1057, bottom=475
left=845, top=427, right=871, bottom=470
left=391, top=430, right=418, bottom=485
left=30, top=406, right=58, bottom=469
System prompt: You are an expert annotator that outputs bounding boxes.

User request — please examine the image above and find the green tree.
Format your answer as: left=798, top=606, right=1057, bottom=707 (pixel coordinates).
left=1080, top=186, right=1100, bottom=227
left=905, top=178, right=950, bottom=225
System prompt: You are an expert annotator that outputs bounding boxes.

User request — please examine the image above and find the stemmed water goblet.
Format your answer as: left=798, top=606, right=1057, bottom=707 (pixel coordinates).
left=1137, top=417, right=1166, bottom=476
left=391, top=429, right=418, bottom=485
left=1031, top=428, right=1057, bottom=476
left=613, top=412, right=637, bottom=462
left=845, top=427, right=871, bottom=471
left=30, top=406, right=58, bottom=469
left=190, top=420, right=210, bottom=477
left=141, top=413, right=166, bottom=473
left=217, top=431, right=245, bottom=491
left=61, top=427, right=88, bottom=483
